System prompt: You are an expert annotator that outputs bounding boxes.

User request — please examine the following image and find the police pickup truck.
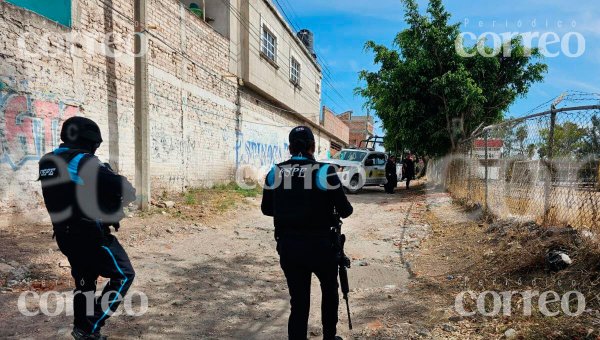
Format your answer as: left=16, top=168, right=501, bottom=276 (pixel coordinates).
left=321, top=149, right=399, bottom=194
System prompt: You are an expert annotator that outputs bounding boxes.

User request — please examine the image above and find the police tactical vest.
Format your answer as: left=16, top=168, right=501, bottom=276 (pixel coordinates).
left=267, top=157, right=339, bottom=234
left=39, top=148, right=92, bottom=231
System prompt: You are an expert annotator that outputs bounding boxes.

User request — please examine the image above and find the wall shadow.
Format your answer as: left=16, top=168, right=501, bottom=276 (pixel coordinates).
left=103, top=0, right=119, bottom=171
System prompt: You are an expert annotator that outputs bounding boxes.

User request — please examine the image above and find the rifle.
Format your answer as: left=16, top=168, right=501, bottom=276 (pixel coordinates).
left=332, top=212, right=353, bottom=330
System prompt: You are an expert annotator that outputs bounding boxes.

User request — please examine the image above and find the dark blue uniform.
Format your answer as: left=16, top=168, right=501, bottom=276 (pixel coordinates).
left=261, top=156, right=353, bottom=340
left=39, top=146, right=136, bottom=335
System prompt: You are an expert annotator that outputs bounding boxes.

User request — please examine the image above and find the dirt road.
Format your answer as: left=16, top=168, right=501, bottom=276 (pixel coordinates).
left=1, top=182, right=452, bottom=339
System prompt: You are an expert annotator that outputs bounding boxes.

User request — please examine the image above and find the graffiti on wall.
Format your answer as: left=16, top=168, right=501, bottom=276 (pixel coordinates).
left=242, top=140, right=289, bottom=166
left=235, top=130, right=290, bottom=168
left=0, top=90, right=79, bottom=170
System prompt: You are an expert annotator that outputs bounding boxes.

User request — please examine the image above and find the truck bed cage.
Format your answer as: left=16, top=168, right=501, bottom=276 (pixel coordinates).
left=358, top=136, right=384, bottom=150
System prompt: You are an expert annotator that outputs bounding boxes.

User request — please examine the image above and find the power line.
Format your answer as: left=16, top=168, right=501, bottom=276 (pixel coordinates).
left=281, top=0, right=303, bottom=28
left=322, top=89, right=344, bottom=113
left=267, top=0, right=354, bottom=111
left=222, top=0, right=340, bottom=98
left=322, top=76, right=353, bottom=109
left=94, top=0, right=335, bottom=120
left=273, top=0, right=300, bottom=32
left=213, top=0, right=325, bottom=108
left=96, top=0, right=322, bottom=116
left=220, top=0, right=355, bottom=114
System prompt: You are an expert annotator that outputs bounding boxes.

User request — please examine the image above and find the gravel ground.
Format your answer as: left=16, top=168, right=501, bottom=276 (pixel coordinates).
left=0, top=181, right=458, bottom=339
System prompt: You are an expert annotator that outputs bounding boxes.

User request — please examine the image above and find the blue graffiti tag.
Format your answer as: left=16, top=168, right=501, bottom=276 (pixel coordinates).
left=239, top=140, right=289, bottom=167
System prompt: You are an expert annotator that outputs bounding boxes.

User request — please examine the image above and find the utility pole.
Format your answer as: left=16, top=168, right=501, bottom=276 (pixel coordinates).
left=134, top=0, right=150, bottom=209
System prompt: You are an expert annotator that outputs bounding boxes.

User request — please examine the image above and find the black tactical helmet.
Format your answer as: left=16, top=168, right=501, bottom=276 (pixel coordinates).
left=60, top=117, right=103, bottom=145
left=289, top=126, right=315, bottom=155
left=289, top=126, right=315, bottom=144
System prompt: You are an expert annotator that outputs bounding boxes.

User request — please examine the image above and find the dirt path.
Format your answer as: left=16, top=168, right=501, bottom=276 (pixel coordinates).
left=1, top=182, right=457, bottom=339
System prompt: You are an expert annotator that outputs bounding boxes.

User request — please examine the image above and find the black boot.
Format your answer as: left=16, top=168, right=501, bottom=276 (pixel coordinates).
left=72, top=327, right=107, bottom=340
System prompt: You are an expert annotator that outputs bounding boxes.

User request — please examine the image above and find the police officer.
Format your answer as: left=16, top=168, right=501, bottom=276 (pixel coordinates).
left=39, top=117, right=136, bottom=340
left=402, top=153, right=415, bottom=190
left=261, top=126, right=353, bottom=340
left=384, top=156, right=397, bottom=194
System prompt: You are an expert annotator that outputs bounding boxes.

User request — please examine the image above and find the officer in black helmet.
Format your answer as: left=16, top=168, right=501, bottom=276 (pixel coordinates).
left=261, top=126, right=353, bottom=340
left=38, top=117, right=136, bottom=340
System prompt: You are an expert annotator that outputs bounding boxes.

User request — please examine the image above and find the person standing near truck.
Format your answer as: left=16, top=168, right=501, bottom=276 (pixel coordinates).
left=384, top=156, right=397, bottom=194
left=402, top=153, right=416, bottom=189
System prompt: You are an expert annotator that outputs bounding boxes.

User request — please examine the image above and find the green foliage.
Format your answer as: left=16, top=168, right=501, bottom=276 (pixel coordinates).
left=212, top=182, right=261, bottom=197
left=578, top=115, right=600, bottom=157
left=497, top=122, right=530, bottom=157
left=184, top=191, right=198, bottom=205
left=515, top=126, right=529, bottom=155
left=538, top=122, right=587, bottom=159
left=356, top=0, right=547, bottom=156
left=234, top=185, right=261, bottom=198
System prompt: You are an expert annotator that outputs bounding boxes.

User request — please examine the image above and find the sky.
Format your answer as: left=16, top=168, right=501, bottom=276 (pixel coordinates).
left=274, top=0, right=600, bottom=137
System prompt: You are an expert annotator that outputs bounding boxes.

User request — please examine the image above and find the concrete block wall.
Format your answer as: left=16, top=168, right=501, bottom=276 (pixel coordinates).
left=0, top=0, right=340, bottom=218
left=145, top=0, right=239, bottom=192
left=238, top=90, right=301, bottom=171
left=314, top=131, right=332, bottom=160
left=0, top=0, right=138, bottom=214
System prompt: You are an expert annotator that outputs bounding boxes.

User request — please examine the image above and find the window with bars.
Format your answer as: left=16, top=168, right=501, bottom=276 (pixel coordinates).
left=261, top=25, right=277, bottom=63
left=290, top=57, right=301, bottom=86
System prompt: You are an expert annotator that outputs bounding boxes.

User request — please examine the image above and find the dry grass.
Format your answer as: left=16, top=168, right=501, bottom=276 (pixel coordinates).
left=144, top=183, right=261, bottom=221
left=418, top=203, right=600, bottom=339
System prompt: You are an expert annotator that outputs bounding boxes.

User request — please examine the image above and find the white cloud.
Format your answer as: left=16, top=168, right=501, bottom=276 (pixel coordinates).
left=575, top=12, right=600, bottom=36
left=551, top=77, right=600, bottom=94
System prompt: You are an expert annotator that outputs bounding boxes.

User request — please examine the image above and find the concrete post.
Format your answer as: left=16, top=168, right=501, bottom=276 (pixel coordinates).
left=543, top=105, right=557, bottom=225
left=134, top=0, right=150, bottom=209
left=484, top=131, right=489, bottom=212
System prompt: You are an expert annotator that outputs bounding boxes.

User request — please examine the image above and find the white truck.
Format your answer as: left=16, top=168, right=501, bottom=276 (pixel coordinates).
left=322, top=149, right=400, bottom=194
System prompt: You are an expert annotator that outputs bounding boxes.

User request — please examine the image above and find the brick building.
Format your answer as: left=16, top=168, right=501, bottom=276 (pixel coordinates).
left=0, top=0, right=347, bottom=214
left=321, top=106, right=349, bottom=156
left=338, top=110, right=375, bottom=147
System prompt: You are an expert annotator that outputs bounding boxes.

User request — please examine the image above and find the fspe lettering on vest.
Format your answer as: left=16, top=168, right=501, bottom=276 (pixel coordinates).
left=40, top=168, right=57, bottom=177
left=280, top=167, right=307, bottom=178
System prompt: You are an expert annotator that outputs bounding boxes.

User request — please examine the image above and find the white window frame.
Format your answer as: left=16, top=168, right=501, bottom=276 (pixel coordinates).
left=290, top=56, right=301, bottom=86
left=261, top=24, right=277, bottom=63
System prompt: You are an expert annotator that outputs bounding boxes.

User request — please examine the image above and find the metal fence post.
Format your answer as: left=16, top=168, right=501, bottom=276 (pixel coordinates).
left=484, top=130, right=489, bottom=212
left=467, top=145, right=472, bottom=198
left=543, top=105, right=557, bottom=225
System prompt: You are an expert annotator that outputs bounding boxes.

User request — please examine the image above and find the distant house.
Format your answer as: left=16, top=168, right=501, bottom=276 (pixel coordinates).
left=473, top=138, right=504, bottom=180
left=338, top=111, right=374, bottom=147
left=321, top=106, right=350, bottom=156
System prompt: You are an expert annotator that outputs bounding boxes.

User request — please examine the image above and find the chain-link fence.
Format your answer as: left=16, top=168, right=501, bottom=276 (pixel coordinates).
left=435, top=91, right=600, bottom=231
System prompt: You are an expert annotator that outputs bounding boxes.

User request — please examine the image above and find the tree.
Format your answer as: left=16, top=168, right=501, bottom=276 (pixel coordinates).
left=496, top=121, right=517, bottom=157
left=515, top=126, right=529, bottom=156
left=578, top=115, right=600, bottom=158
left=498, top=123, right=529, bottom=157
left=527, top=143, right=536, bottom=159
left=356, top=0, right=547, bottom=156
left=538, top=122, right=587, bottom=159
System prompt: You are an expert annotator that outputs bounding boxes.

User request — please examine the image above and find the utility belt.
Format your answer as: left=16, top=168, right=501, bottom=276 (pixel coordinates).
left=52, top=218, right=111, bottom=239
left=275, top=227, right=332, bottom=239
